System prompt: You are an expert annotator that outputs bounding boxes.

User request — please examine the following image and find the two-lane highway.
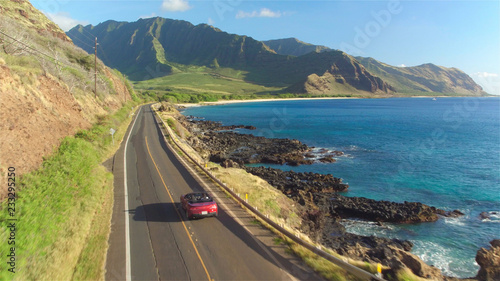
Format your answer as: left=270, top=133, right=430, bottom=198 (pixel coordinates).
left=106, top=105, right=321, bottom=280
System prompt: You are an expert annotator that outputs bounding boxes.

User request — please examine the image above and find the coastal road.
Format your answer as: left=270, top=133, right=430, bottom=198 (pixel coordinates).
left=105, top=104, right=322, bottom=280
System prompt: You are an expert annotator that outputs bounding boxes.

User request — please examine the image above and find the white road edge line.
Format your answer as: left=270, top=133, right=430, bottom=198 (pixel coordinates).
left=124, top=106, right=142, bottom=281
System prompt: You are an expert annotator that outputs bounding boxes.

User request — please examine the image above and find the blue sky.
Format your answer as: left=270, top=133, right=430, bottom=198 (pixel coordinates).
left=31, top=0, right=500, bottom=94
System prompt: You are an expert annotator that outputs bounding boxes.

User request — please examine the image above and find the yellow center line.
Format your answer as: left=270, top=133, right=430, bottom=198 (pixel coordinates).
left=145, top=136, right=212, bottom=281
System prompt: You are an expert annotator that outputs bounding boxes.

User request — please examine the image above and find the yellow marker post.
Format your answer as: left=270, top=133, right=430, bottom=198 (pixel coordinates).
left=245, top=193, right=248, bottom=202
left=377, top=263, right=382, bottom=278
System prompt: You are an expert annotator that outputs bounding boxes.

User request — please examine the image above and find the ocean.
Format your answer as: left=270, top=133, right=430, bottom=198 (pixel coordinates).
left=182, top=97, right=500, bottom=278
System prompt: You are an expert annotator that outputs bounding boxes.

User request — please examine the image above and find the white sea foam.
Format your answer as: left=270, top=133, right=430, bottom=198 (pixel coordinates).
left=340, top=219, right=396, bottom=238
left=487, top=211, right=500, bottom=219
left=481, top=211, right=500, bottom=222
left=413, top=241, right=455, bottom=276
left=306, top=147, right=352, bottom=162
left=482, top=218, right=500, bottom=223
left=412, top=240, right=479, bottom=278
left=347, top=145, right=359, bottom=151
left=444, top=216, right=467, bottom=227
left=343, top=219, right=480, bottom=277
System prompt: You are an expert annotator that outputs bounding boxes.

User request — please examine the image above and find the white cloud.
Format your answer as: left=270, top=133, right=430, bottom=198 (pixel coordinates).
left=472, top=72, right=499, bottom=78
left=207, top=18, right=215, bottom=25
left=259, top=8, right=281, bottom=18
left=139, top=13, right=158, bottom=19
left=471, top=72, right=500, bottom=95
left=236, top=8, right=282, bottom=19
left=43, top=11, right=88, bottom=32
left=398, top=64, right=407, bottom=67
left=161, top=0, right=192, bottom=12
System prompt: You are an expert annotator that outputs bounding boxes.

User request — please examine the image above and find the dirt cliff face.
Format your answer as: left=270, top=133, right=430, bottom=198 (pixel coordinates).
left=0, top=65, right=90, bottom=181
left=0, top=1, right=133, bottom=199
left=327, top=55, right=394, bottom=93
left=288, top=53, right=395, bottom=96
left=0, top=61, right=129, bottom=199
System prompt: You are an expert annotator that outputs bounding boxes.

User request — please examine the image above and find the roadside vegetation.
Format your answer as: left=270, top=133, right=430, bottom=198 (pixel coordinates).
left=0, top=101, right=140, bottom=280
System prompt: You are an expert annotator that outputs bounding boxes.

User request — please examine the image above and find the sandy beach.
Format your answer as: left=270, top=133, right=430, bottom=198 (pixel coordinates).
left=177, top=97, right=358, bottom=107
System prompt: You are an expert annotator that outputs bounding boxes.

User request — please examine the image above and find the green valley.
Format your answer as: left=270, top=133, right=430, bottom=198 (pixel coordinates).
left=67, top=17, right=488, bottom=99
left=133, top=64, right=287, bottom=102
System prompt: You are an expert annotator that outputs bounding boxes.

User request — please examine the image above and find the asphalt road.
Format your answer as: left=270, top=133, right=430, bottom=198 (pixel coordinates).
left=105, top=105, right=322, bottom=281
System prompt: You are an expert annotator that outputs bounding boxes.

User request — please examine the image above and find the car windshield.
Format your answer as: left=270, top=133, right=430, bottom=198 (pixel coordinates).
left=187, top=193, right=213, bottom=203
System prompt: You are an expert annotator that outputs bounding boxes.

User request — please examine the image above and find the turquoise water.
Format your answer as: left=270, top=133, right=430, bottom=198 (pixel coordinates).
left=183, top=97, right=500, bottom=278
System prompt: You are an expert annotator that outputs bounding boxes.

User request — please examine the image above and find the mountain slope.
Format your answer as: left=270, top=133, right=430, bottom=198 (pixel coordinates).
left=285, top=52, right=394, bottom=95
left=67, top=17, right=485, bottom=96
left=355, top=57, right=485, bottom=95
left=0, top=0, right=134, bottom=198
left=68, top=18, right=282, bottom=81
left=263, top=38, right=330, bottom=56
left=67, top=18, right=393, bottom=95
left=263, top=37, right=485, bottom=96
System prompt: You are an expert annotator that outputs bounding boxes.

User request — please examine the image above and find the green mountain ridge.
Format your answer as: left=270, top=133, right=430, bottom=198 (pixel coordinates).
left=67, top=18, right=395, bottom=96
left=263, top=37, right=486, bottom=96
left=67, top=17, right=486, bottom=97
left=262, top=38, right=330, bottom=56
left=69, top=18, right=282, bottom=81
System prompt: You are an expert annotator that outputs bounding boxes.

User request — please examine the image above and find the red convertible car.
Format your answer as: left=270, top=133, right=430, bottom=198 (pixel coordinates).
left=180, top=192, right=218, bottom=220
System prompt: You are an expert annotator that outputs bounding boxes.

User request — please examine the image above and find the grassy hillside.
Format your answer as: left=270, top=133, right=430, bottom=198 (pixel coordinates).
left=133, top=65, right=285, bottom=99
left=0, top=0, right=70, bottom=42
left=132, top=50, right=396, bottom=100
left=132, top=59, right=382, bottom=102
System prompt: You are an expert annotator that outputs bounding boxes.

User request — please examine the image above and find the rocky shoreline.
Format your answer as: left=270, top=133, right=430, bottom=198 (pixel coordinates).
left=168, top=104, right=497, bottom=280
left=184, top=116, right=314, bottom=166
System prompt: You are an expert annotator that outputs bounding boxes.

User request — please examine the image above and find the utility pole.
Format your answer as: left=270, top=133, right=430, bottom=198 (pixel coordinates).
left=94, top=37, right=98, bottom=98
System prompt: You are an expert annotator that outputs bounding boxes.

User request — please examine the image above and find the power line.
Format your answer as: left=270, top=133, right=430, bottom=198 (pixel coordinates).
left=76, top=27, right=112, bottom=66
left=0, top=29, right=56, bottom=62
left=94, top=36, right=98, bottom=97
left=1, top=29, right=103, bottom=91
left=71, top=34, right=95, bottom=50
left=1, top=29, right=129, bottom=101
left=79, top=27, right=97, bottom=41
left=98, top=43, right=111, bottom=65
left=0, top=33, right=86, bottom=74
left=77, top=29, right=98, bottom=49
left=68, top=25, right=96, bottom=43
